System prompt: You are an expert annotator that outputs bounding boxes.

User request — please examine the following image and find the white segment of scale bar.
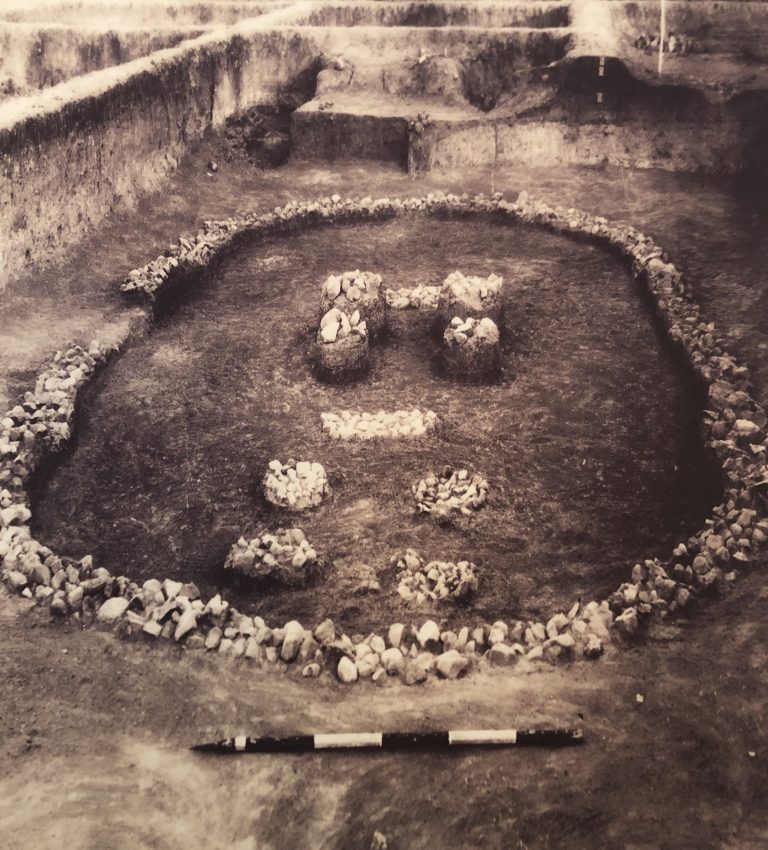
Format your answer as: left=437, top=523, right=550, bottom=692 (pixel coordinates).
left=314, top=733, right=383, bottom=749
left=448, top=730, right=518, bottom=745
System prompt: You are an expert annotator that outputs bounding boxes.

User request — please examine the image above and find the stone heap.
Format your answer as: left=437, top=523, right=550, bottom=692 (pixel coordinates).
left=413, top=467, right=489, bottom=518
left=321, top=408, right=438, bottom=441
left=263, top=459, right=330, bottom=511
left=394, top=549, right=479, bottom=604
left=224, top=528, right=321, bottom=586
left=437, top=270, right=504, bottom=326
left=320, top=270, right=387, bottom=338
left=442, top=316, right=501, bottom=379
left=385, top=284, right=442, bottom=310
left=316, top=307, right=369, bottom=382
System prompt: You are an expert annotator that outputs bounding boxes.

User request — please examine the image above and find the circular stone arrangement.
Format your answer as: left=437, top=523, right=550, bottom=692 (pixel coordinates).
left=224, top=528, right=321, bottom=586
left=3, top=190, right=768, bottom=689
left=321, top=408, right=438, bottom=441
left=413, top=467, right=489, bottom=518
left=442, top=316, right=501, bottom=380
left=437, top=270, right=504, bottom=326
left=320, top=269, right=387, bottom=338
left=316, top=307, right=369, bottom=382
left=263, top=459, right=330, bottom=511
left=394, top=549, right=479, bottom=604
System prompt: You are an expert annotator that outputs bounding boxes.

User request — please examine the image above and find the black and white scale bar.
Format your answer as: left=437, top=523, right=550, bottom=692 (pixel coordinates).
left=191, top=728, right=584, bottom=754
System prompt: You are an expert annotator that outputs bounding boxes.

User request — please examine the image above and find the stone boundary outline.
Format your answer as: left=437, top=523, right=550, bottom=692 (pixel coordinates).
left=2, top=191, right=767, bottom=684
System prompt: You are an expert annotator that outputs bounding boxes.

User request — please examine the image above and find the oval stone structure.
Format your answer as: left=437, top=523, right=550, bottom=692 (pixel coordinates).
left=31, top=200, right=723, bottom=635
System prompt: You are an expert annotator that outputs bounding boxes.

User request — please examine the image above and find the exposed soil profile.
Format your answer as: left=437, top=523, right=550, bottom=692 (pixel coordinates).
left=31, top=215, right=720, bottom=632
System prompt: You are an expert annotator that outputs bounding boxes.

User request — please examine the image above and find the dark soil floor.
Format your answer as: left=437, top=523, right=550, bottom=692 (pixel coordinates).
left=2, top=134, right=768, bottom=849
left=31, top=215, right=718, bottom=631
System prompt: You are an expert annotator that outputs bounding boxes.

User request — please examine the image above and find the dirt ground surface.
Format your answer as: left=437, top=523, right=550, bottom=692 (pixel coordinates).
left=2, top=136, right=768, bottom=848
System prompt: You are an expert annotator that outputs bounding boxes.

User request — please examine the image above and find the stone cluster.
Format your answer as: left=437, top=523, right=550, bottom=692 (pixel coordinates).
left=394, top=549, right=479, bottom=603
left=634, top=32, right=694, bottom=55
left=442, top=316, right=501, bottom=379
left=318, top=306, right=368, bottom=345
left=2, top=189, right=765, bottom=687
left=437, top=270, right=504, bottom=325
left=316, top=306, right=370, bottom=382
left=385, top=284, right=442, bottom=310
left=224, top=528, right=321, bottom=586
left=321, top=409, right=438, bottom=441
left=263, top=459, right=330, bottom=511
left=320, top=269, right=387, bottom=338
left=413, top=467, right=489, bottom=518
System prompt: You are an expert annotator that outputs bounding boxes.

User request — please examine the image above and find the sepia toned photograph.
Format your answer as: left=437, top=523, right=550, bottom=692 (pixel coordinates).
left=0, top=0, right=766, bottom=847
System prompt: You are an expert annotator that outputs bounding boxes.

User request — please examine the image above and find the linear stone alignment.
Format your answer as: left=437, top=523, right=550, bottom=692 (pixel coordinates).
left=321, top=409, right=438, bottom=441
left=2, top=191, right=768, bottom=686
left=385, top=285, right=442, bottom=310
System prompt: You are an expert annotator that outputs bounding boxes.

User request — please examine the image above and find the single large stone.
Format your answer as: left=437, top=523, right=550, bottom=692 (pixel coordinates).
left=403, top=660, right=428, bottom=686
left=337, top=655, right=359, bottom=683
left=584, top=634, right=604, bottom=659
left=435, top=649, right=468, bottom=680
left=614, top=607, right=639, bottom=637
left=205, top=626, right=222, bottom=650
left=174, top=608, right=198, bottom=642
left=545, top=633, right=575, bottom=662
left=314, top=618, right=336, bottom=645
left=96, top=597, right=129, bottom=623
left=356, top=652, right=380, bottom=678
left=488, top=624, right=507, bottom=645
left=320, top=320, right=339, bottom=343
left=66, top=586, right=84, bottom=609
left=417, top=619, right=440, bottom=649
left=142, top=620, right=162, bottom=638
left=381, top=647, right=405, bottom=675
left=366, top=636, right=384, bottom=655
left=5, top=570, right=27, bottom=591
left=488, top=643, right=518, bottom=667
left=280, top=620, right=305, bottom=662
left=546, top=612, right=570, bottom=639
left=245, top=637, right=263, bottom=661
left=388, top=622, right=405, bottom=648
